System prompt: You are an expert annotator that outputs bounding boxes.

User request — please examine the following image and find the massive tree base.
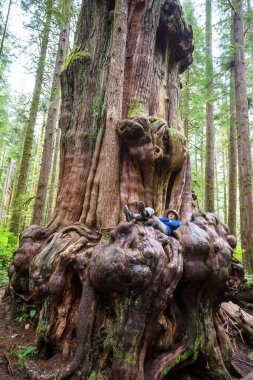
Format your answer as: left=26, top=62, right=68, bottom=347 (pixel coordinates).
left=5, top=211, right=252, bottom=380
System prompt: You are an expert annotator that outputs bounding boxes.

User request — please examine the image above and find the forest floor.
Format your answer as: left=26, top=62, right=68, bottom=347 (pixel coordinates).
left=0, top=287, right=36, bottom=379
left=1, top=287, right=253, bottom=380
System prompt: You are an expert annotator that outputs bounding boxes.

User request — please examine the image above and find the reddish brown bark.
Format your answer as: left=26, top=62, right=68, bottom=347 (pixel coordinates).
left=47, top=0, right=193, bottom=231
left=97, top=0, right=128, bottom=228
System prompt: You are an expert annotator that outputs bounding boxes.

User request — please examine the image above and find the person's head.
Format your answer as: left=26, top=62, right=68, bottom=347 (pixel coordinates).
left=166, top=209, right=179, bottom=220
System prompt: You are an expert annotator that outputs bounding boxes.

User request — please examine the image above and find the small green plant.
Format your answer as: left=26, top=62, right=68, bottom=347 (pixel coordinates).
left=16, top=345, right=38, bottom=358
left=234, top=243, right=245, bottom=263
left=0, top=228, right=18, bottom=286
left=249, top=351, right=253, bottom=361
left=17, top=306, right=37, bottom=323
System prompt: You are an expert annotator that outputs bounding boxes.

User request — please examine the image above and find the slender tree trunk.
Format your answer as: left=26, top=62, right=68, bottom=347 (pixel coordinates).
left=204, top=0, right=215, bottom=212
left=228, top=67, right=237, bottom=237
left=0, top=0, right=12, bottom=57
left=46, top=128, right=61, bottom=222
left=32, top=23, right=70, bottom=226
left=0, top=158, right=15, bottom=225
left=10, top=0, right=53, bottom=235
left=222, top=131, right=228, bottom=224
left=215, top=155, right=219, bottom=216
left=233, top=0, right=253, bottom=271
left=183, top=68, right=190, bottom=140
left=0, top=146, right=6, bottom=184
left=25, top=116, right=46, bottom=227
left=200, top=122, right=205, bottom=210
left=247, top=0, right=253, bottom=58
left=194, top=130, right=198, bottom=173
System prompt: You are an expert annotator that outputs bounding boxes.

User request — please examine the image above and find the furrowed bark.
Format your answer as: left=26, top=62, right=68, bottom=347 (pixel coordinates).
left=97, top=0, right=128, bottom=228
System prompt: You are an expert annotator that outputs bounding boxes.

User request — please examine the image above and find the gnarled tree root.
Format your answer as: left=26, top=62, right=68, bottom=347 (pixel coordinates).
left=6, top=213, right=248, bottom=380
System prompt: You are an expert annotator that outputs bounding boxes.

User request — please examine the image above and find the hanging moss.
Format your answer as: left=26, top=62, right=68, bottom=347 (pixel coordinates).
left=61, top=44, right=90, bottom=73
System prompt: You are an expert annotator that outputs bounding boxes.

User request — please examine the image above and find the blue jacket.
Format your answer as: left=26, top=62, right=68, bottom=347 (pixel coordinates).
left=159, top=218, right=181, bottom=236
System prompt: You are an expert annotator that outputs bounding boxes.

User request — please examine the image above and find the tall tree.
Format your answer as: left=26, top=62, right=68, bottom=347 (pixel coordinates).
left=0, top=157, right=15, bottom=224
left=228, top=67, right=237, bottom=237
left=10, top=0, right=53, bottom=235
left=46, top=127, right=61, bottom=222
left=32, top=8, right=71, bottom=226
left=221, top=130, right=228, bottom=224
left=247, top=0, right=253, bottom=57
left=232, top=0, right=253, bottom=271
left=182, top=0, right=208, bottom=211
left=204, top=0, right=215, bottom=212
left=25, top=114, right=46, bottom=227
left=183, top=68, right=190, bottom=140
left=0, top=0, right=12, bottom=58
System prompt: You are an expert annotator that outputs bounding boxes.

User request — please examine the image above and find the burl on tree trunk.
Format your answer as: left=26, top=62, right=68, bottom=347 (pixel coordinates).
left=4, top=1, right=251, bottom=380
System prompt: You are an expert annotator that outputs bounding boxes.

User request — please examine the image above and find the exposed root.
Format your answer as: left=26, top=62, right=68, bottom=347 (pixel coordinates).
left=24, top=281, right=97, bottom=380
left=7, top=212, right=246, bottom=380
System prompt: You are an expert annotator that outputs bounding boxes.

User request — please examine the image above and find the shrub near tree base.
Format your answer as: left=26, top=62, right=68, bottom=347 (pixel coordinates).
left=0, top=228, right=17, bottom=286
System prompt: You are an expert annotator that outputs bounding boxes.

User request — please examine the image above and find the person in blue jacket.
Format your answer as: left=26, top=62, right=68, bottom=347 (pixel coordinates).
left=123, top=201, right=181, bottom=236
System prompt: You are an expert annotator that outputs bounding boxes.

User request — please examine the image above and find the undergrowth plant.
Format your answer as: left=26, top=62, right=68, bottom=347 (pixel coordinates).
left=0, top=228, right=17, bottom=286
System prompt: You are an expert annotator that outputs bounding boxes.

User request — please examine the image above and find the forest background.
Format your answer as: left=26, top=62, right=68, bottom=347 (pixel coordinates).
left=0, top=0, right=252, bottom=284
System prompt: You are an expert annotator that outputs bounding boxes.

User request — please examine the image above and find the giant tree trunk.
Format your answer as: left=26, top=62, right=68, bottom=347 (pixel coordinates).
left=233, top=0, right=253, bottom=272
left=46, top=0, right=194, bottom=231
left=5, top=1, right=248, bottom=380
left=10, top=0, right=53, bottom=236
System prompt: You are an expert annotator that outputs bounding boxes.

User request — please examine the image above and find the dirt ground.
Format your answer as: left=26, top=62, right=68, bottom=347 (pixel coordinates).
left=0, top=287, right=36, bottom=379
left=1, top=286, right=253, bottom=380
